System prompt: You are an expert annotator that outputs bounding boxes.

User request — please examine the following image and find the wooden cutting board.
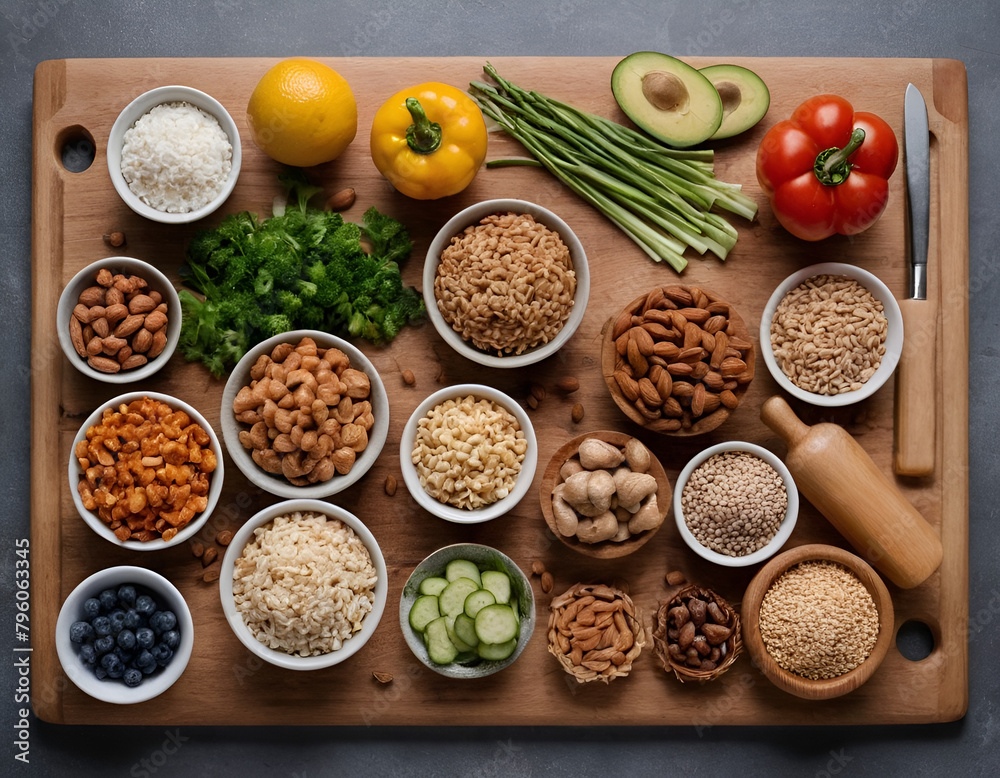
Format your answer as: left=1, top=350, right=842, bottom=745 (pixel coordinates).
left=30, top=56, right=968, bottom=725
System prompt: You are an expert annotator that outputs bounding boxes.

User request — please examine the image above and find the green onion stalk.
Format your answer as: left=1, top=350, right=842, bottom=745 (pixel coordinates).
left=469, top=62, right=757, bottom=273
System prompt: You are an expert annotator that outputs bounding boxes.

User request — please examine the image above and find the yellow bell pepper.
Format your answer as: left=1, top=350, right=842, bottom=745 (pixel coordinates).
left=370, top=82, right=488, bottom=200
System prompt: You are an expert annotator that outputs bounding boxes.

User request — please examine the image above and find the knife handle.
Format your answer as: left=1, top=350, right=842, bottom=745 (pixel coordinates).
left=894, top=297, right=937, bottom=477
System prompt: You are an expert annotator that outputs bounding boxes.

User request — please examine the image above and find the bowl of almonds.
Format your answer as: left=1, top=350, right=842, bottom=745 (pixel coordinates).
left=57, top=256, right=181, bottom=383
left=601, top=284, right=755, bottom=435
left=539, top=431, right=671, bottom=559
left=652, top=585, right=742, bottom=683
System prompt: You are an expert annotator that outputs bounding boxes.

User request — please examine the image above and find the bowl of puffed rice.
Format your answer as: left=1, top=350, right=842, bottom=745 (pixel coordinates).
left=423, top=199, right=590, bottom=368
left=399, top=384, right=538, bottom=524
left=760, top=263, right=903, bottom=407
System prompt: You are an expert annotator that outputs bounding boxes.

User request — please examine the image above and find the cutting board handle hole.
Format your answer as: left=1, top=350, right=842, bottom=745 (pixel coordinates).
left=895, top=619, right=936, bottom=662
left=56, top=125, right=95, bottom=173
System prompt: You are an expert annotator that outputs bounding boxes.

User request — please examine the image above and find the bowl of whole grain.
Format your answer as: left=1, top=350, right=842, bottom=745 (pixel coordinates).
left=539, top=431, right=671, bottom=559
left=220, top=330, right=389, bottom=500
left=424, top=199, right=590, bottom=368
left=741, top=543, right=894, bottom=700
left=673, top=441, right=798, bottom=568
left=760, top=263, right=903, bottom=407
left=57, top=256, right=182, bottom=383
left=107, top=85, right=241, bottom=224
left=601, top=283, right=755, bottom=436
left=399, top=384, right=537, bottom=524
left=219, top=499, right=388, bottom=671
left=69, top=392, right=224, bottom=550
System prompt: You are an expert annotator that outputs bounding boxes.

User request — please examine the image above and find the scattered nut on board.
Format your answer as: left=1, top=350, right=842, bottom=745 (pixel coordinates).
left=531, top=560, right=547, bottom=576
left=216, top=530, right=233, bottom=546
left=372, top=671, right=394, bottom=684
left=556, top=377, right=580, bottom=393
left=571, top=403, right=585, bottom=423
left=202, top=567, right=221, bottom=583
left=191, top=541, right=205, bottom=558
left=326, top=187, right=356, bottom=211
left=384, top=474, right=397, bottom=496
left=526, top=394, right=539, bottom=410
left=540, top=571, right=554, bottom=593
left=202, top=547, right=218, bottom=567
left=530, top=382, right=546, bottom=402
left=402, top=369, right=416, bottom=386
left=103, top=231, right=126, bottom=248
left=665, top=570, right=687, bottom=586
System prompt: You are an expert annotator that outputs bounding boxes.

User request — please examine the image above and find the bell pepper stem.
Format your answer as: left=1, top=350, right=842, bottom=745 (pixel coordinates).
left=814, top=127, right=866, bottom=186
left=404, top=97, right=442, bottom=155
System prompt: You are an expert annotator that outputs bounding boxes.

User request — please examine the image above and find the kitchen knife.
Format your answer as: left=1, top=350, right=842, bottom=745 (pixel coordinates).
left=893, top=82, right=936, bottom=477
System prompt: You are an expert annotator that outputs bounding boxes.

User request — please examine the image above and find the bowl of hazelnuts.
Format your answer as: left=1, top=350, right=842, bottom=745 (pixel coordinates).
left=539, top=431, right=671, bottom=559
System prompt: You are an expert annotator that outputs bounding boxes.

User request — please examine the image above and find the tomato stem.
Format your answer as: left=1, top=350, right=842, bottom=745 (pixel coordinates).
left=813, top=127, right=866, bottom=186
left=404, top=98, right=442, bottom=155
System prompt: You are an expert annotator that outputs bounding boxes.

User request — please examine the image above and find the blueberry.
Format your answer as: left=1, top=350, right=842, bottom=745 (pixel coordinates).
left=116, top=628, right=137, bottom=651
left=136, top=627, right=155, bottom=650
left=94, top=666, right=108, bottom=681
left=83, top=598, right=102, bottom=619
left=117, top=585, right=137, bottom=606
left=98, top=588, right=118, bottom=612
left=115, top=649, right=135, bottom=666
left=69, top=621, right=95, bottom=644
left=78, top=644, right=97, bottom=666
left=123, top=668, right=143, bottom=688
left=94, top=635, right=115, bottom=656
left=123, top=608, right=142, bottom=630
left=100, top=652, right=124, bottom=679
left=149, top=610, right=177, bottom=635
left=91, top=615, right=112, bottom=637
left=135, top=650, right=157, bottom=674
left=109, top=610, right=127, bottom=635
left=135, top=594, right=157, bottom=617
left=151, top=643, right=173, bottom=667
left=161, top=629, right=180, bottom=650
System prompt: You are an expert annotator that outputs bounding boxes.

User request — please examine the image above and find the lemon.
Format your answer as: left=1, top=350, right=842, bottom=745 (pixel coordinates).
left=246, top=58, right=358, bottom=167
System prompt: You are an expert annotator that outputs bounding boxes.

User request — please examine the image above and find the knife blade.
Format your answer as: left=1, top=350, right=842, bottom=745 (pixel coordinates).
left=893, top=83, right=936, bottom=477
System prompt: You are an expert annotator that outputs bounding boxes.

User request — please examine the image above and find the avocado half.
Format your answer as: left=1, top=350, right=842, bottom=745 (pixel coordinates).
left=699, top=64, right=770, bottom=140
left=611, top=52, right=723, bottom=148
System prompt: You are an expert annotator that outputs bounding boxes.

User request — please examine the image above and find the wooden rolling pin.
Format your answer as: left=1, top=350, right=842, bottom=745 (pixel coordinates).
left=761, top=395, right=942, bottom=589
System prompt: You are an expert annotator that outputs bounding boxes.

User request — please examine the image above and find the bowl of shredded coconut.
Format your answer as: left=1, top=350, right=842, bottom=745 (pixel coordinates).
left=219, top=499, right=387, bottom=670
left=107, top=85, right=241, bottom=224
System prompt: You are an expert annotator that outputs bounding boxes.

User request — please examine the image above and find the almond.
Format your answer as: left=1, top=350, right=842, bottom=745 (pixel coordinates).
left=571, top=402, right=584, bottom=423
left=78, top=286, right=106, bottom=307
left=114, top=313, right=145, bottom=338
left=555, top=376, right=580, bottom=393
left=132, top=328, right=153, bottom=353
left=87, top=355, right=120, bottom=373
left=143, top=310, right=168, bottom=332
left=121, top=354, right=148, bottom=371
left=326, top=187, right=356, bottom=211
left=128, top=294, right=156, bottom=314
left=69, top=317, right=87, bottom=357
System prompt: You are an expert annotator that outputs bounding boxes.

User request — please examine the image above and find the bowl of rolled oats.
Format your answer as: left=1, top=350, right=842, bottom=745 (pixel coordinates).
left=673, top=441, right=798, bottom=567
left=741, top=543, right=894, bottom=700
left=423, top=199, right=589, bottom=368
left=399, top=384, right=538, bottom=524
left=760, top=263, right=903, bottom=407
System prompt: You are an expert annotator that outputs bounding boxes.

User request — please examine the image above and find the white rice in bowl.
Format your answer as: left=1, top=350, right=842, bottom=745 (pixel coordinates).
left=231, top=511, right=378, bottom=657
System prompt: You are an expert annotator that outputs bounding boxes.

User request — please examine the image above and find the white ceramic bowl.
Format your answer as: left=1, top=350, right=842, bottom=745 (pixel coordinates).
left=399, top=543, right=535, bottom=679
left=219, top=499, right=388, bottom=671
left=56, top=566, right=194, bottom=704
left=220, top=329, right=389, bottom=500
left=69, top=391, right=224, bottom=550
left=673, top=441, right=799, bottom=568
left=759, top=262, right=904, bottom=407
left=423, top=198, right=590, bottom=368
left=56, top=256, right=182, bottom=384
left=107, top=85, right=241, bottom=224
left=399, top=384, right=538, bottom=524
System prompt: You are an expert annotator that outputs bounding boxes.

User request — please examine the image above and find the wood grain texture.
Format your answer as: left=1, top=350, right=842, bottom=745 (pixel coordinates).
left=31, top=56, right=968, bottom=725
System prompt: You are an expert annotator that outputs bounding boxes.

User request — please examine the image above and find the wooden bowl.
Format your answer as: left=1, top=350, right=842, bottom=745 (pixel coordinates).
left=741, top=544, right=895, bottom=700
left=600, top=284, right=755, bottom=436
left=539, top=430, right=671, bottom=559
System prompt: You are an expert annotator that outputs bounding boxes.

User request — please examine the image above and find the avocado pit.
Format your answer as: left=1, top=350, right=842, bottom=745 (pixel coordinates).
left=641, top=70, right=690, bottom=114
left=714, top=80, right=743, bottom=118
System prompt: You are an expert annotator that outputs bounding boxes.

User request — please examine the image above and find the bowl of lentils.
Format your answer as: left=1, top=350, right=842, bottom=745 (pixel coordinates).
left=673, top=441, right=798, bottom=567
left=740, top=543, right=895, bottom=700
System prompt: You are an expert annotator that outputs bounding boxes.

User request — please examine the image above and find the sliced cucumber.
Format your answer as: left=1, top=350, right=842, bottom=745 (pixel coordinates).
left=408, top=594, right=440, bottom=633
left=477, top=637, right=518, bottom=661
left=418, top=576, right=449, bottom=597
left=480, top=570, right=512, bottom=604
left=463, top=588, right=497, bottom=619
left=445, top=559, right=482, bottom=587
left=445, top=615, right=478, bottom=653
left=424, top=616, right=459, bottom=665
left=474, top=603, right=519, bottom=645
left=438, top=577, right=480, bottom=618
left=454, top=612, right=480, bottom=649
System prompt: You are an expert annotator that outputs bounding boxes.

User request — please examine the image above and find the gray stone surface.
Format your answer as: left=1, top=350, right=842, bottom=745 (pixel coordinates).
left=2, top=0, right=997, bottom=775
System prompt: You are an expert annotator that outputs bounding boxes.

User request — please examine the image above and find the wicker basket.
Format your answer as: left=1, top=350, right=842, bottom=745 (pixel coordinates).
left=547, top=582, right=646, bottom=684
left=652, top=584, right=742, bottom=683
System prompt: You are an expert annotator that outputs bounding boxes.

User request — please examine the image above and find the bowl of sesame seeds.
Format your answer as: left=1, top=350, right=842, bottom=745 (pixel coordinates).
left=673, top=441, right=798, bottom=567
left=740, top=543, right=895, bottom=700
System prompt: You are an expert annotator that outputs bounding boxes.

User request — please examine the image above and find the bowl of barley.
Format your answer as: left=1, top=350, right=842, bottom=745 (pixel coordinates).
left=741, top=544, right=894, bottom=700
left=760, top=263, right=903, bottom=407
left=424, top=199, right=590, bottom=368
left=399, top=384, right=537, bottom=524
left=601, top=284, right=755, bottom=436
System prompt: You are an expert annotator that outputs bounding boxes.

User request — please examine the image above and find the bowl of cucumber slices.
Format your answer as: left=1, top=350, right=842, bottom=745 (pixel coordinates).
left=400, top=543, right=535, bottom=678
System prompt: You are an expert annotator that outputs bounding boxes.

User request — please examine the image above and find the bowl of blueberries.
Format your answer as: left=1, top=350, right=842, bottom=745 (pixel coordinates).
left=56, top=566, right=193, bottom=704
